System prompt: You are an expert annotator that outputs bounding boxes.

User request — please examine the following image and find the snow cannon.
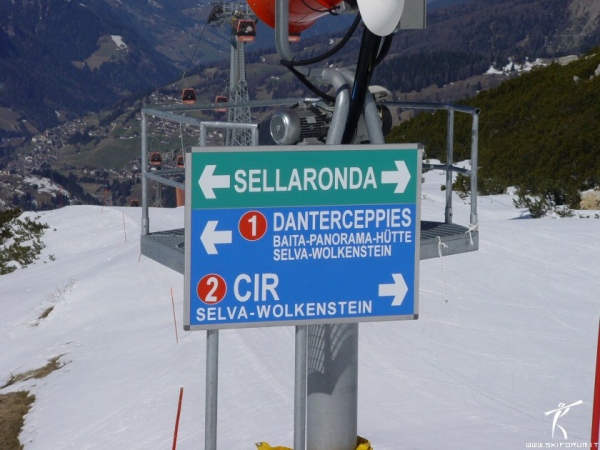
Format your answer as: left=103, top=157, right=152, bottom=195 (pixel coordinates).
left=247, top=0, right=408, bottom=37
left=247, top=0, right=344, bottom=36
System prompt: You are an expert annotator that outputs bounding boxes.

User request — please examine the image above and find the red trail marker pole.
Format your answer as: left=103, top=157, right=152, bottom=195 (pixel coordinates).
left=172, top=387, right=184, bottom=450
left=591, top=318, right=600, bottom=447
left=171, top=288, right=179, bottom=344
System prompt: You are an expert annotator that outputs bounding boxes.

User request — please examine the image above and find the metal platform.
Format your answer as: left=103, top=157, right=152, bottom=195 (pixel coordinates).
left=420, top=221, right=478, bottom=260
left=140, top=221, right=478, bottom=275
left=140, top=101, right=480, bottom=274
left=140, top=229, right=185, bottom=274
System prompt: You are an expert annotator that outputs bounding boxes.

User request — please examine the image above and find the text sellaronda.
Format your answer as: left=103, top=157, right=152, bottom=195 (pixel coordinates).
left=271, top=207, right=413, bottom=261
left=234, top=166, right=379, bottom=192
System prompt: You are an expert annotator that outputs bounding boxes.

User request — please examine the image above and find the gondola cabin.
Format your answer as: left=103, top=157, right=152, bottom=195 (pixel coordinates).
left=236, top=19, right=256, bottom=43
left=149, top=152, right=163, bottom=166
left=181, top=88, right=196, bottom=104
left=175, top=155, right=184, bottom=168
left=215, top=96, right=228, bottom=113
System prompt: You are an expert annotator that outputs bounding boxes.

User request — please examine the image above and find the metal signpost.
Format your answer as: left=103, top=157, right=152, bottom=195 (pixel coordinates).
left=184, top=144, right=422, bottom=330
left=184, top=143, right=421, bottom=450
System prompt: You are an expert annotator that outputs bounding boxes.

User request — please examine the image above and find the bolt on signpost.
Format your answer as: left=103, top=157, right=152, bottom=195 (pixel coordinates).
left=184, top=144, right=422, bottom=449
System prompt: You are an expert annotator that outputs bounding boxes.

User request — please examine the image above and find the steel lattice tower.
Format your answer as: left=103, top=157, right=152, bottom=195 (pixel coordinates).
left=226, top=36, right=253, bottom=146
left=208, top=2, right=255, bottom=146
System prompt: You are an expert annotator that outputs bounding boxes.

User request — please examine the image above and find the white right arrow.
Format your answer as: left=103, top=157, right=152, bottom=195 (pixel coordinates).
left=198, top=164, right=230, bottom=199
left=200, top=220, right=232, bottom=255
left=378, top=273, right=409, bottom=306
left=381, top=160, right=411, bottom=193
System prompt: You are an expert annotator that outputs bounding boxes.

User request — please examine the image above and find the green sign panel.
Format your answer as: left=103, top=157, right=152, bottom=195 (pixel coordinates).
left=191, top=145, right=420, bottom=209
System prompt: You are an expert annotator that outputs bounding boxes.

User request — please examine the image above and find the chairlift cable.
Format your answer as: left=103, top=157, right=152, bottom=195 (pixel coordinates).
left=183, top=21, right=209, bottom=80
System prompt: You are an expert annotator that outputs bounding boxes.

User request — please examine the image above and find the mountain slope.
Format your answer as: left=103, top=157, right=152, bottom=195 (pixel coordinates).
left=0, top=0, right=181, bottom=136
left=0, top=170, right=598, bottom=449
left=3, top=0, right=600, bottom=147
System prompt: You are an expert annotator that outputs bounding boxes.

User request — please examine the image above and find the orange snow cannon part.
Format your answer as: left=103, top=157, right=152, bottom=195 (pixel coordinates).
left=247, top=0, right=344, bottom=35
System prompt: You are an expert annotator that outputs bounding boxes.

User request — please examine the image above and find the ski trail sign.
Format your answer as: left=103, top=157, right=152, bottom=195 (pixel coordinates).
left=184, top=144, right=422, bottom=330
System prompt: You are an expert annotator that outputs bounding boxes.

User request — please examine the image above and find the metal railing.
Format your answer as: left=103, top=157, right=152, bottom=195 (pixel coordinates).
left=385, top=101, right=480, bottom=228
left=140, top=109, right=259, bottom=235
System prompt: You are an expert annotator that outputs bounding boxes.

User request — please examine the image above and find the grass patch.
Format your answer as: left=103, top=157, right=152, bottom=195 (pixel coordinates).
left=37, top=306, right=54, bottom=321
left=0, top=357, right=66, bottom=447
left=32, top=280, right=76, bottom=327
left=0, top=391, right=35, bottom=450
left=84, top=35, right=124, bottom=70
left=1, top=356, right=64, bottom=390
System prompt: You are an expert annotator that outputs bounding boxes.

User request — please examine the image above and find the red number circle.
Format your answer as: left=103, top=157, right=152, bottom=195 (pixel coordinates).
left=239, top=211, right=267, bottom=241
left=197, top=274, right=227, bottom=305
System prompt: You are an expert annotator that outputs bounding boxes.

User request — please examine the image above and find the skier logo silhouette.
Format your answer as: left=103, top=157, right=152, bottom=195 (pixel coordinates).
left=544, top=400, right=583, bottom=439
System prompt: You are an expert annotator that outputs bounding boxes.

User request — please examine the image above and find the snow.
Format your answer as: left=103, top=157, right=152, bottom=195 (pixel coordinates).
left=111, top=35, right=128, bottom=51
left=23, top=176, right=68, bottom=197
left=1, top=167, right=599, bottom=449
left=486, top=58, right=547, bottom=76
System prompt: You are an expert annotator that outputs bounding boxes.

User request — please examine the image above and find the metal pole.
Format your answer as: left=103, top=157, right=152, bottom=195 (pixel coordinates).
left=226, top=37, right=236, bottom=146
left=200, top=123, right=207, bottom=147
left=307, top=323, right=358, bottom=450
left=275, top=0, right=293, bottom=62
left=445, top=109, right=454, bottom=224
left=141, top=112, right=149, bottom=235
left=591, top=318, right=600, bottom=446
left=294, top=325, right=307, bottom=450
left=363, top=94, right=385, bottom=145
left=470, top=111, right=479, bottom=226
left=304, top=67, right=359, bottom=450
left=323, top=69, right=350, bottom=145
left=205, top=329, right=219, bottom=450
left=339, top=68, right=384, bottom=145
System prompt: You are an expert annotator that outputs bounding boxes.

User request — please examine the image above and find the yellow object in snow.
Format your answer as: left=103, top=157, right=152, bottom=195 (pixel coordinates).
left=255, top=442, right=292, bottom=450
left=255, top=436, right=372, bottom=450
left=357, top=436, right=373, bottom=450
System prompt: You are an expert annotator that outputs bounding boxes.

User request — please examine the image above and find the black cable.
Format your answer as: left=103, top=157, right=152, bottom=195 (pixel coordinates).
left=280, top=13, right=362, bottom=103
left=300, top=0, right=331, bottom=13
left=280, top=13, right=362, bottom=67
left=342, top=27, right=382, bottom=144
left=339, top=32, right=394, bottom=143
left=287, top=66, right=336, bottom=103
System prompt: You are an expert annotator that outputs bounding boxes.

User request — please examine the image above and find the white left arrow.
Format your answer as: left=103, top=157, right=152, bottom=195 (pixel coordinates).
left=381, top=160, right=411, bottom=194
left=200, top=220, right=232, bottom=255
left=198, top=164, right=230, bottom=199
left=378, top=273, right=409, bottom=306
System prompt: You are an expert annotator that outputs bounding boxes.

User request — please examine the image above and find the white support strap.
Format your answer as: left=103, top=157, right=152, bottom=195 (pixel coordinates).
left=466, top=222, right=479, bottom=246
left=437, top=236, right=449, bottom=303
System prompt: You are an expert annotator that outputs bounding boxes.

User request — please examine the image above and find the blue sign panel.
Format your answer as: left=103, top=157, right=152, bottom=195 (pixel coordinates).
left=184, top=145, right=421, bottom=330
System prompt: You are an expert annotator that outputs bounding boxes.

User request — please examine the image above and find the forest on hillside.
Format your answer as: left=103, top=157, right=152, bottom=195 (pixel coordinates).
left=0, top=0, right=179, bottom=135
left=386, top=48, right=600, bottom=209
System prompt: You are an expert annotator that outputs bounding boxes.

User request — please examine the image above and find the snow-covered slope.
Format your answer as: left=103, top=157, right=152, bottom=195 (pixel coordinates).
left=1, top=168, right=599, bottom=449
